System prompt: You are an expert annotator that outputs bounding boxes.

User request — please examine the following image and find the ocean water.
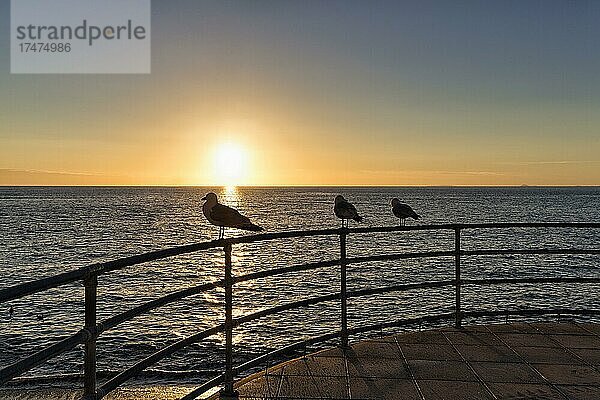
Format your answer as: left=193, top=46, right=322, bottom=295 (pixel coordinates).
left=0, top=186, right=599, bottom=386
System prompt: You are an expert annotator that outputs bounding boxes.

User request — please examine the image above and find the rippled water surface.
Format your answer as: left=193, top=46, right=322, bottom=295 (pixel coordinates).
left=1, top=186, right=599, bottom=385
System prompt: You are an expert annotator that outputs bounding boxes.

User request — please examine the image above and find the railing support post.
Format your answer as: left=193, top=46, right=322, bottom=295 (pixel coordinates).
left=221, top=243, right=239, bottom=400
left=83, top=273, right=98, bottom=400
left=454, top=227, right=462, bottom=329
left=340, top=229, right=349, bottom=349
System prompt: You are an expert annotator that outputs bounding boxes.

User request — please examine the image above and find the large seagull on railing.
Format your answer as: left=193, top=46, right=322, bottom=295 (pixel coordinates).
left=391, top=198, right=420, bottom=226
left=202, top=193, right=263, bottom=239
left=334, top=195, right=363, bottom=228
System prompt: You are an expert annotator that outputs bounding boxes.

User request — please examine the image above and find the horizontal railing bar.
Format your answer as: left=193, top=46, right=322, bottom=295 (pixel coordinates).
left=347, top=308, right=600, bottom=337
left=463, top=277, right=600, bottom=286
left=0, top=242, right=221, bottom=304
left=233, top=294, right=340, bottom=327
left=463, top=308, right=600, bottom=319
left=462, top=249, right=600, bottom=256
left=84, top=242, right=221, bottom=278
left=456, top=222, right=600, bottom=230
left=99, top=280, right=225, bottom=333
left=0, top=269, right=85, bottom=304
left=348, top=222, right=600, bottom=235
left=96, top=324, right=225, bottom=399
left=0, top=330, right=85, bottom=384
left=4, top=223, right=599, bottom=304
left=348, top=313, right=456, bottom=335
left=224, top=227, right=343, bottom=244
left=347, top=281, right=456, bottom=299
left=234, top=259, right=339, bottom=284
left=346, top=251, right=454, bottom=266
left=180, top=374, right=226, bottom=400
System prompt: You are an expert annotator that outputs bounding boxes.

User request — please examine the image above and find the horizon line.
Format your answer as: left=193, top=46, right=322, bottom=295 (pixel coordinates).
left=1, top=184, right=600, bottom=188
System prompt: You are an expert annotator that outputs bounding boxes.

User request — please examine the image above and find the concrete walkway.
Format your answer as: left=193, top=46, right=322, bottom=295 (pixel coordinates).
left=226, top=322, right=600, bottom=400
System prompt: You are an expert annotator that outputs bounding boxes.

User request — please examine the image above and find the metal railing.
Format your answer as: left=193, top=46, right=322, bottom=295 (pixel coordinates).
left=1, top=222, right=599, bottom=400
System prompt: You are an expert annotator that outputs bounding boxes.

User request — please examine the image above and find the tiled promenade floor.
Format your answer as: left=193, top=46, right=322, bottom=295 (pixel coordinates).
left=2, top=323, right=599, bottom=399
left=226, top=322, right=600, bottom=400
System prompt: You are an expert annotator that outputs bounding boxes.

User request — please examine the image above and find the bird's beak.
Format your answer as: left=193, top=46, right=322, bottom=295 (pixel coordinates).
left=201, top=196, right=207, bottom=201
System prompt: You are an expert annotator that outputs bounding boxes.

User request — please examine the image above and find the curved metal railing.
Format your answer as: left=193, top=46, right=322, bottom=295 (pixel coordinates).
left=1, top=222, right=599, bottom=400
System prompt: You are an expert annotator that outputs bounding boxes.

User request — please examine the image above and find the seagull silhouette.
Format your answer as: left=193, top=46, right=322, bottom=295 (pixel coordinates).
left=334, top=195, right=363, bottom=228
left=391, top=198, right=420, bottom=226
left=202, top=192, right=263, bottom=239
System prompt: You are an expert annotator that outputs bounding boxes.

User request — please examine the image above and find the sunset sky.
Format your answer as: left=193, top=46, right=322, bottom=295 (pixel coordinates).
left=1, top=0, right=599, bottom=186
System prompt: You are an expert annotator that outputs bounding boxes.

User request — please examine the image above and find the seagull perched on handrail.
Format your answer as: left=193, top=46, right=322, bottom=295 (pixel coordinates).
left=334, top=195, right=363, bottom=228
left=202, top=192, right=263, bottom=239
left=391, top=198, right=420, bottom=226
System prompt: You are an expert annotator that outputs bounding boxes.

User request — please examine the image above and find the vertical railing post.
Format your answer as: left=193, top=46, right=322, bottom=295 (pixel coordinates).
left=454, top=227, right=462, bottom=329
left=83, top=273, right=98, bottom=400
left=340, top=229, right=349, bottom=349
left=221, top=243, right=238, bottom=400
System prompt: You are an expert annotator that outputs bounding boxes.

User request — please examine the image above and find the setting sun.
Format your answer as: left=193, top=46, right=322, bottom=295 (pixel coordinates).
left=213, top=142, right=248, bottom=186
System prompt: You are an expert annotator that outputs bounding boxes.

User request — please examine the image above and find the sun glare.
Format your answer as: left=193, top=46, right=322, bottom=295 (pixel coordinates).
left=213, top=142, right=247, bottom=186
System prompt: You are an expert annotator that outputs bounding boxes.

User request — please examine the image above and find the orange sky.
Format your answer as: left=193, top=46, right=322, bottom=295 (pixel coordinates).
left=1, top=1, right=599, bottom=186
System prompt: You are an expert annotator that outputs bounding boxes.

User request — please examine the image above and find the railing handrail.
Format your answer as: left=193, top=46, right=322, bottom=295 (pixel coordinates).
left=2, top=222, right=600, bottom=303
left=1, top=222, right=599, bottom=400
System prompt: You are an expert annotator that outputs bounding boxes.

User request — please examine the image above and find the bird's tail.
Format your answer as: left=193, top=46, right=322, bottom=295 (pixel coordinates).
left=353, top=216, right=363, bottom=223
left=241, top=222, right=264, bottom=232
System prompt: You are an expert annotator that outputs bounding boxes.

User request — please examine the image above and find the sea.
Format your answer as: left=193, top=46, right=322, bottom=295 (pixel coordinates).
left=1, top=186, right=599, bottom=387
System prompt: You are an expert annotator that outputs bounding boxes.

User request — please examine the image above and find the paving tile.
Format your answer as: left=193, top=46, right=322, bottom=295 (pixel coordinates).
left=276, top=374, right=325, bottom=398
left=576, top=323, right=600, bottom=336
left=307, top=375, right=348, bottom=398
left=349, top=342, right=401, bottom=359
left=350, top=377, right=420, bottom=400
left=488, top=382, right=565, bottom=399
left=284, top=356, right=352, bottom=379
left=279, top=358, right=313, bottom=377
left=237, top=375, right=280, bottom=398
left=494, top=333, right=556, bottom=347
left=346, top=356, right=411, bottom=379
left=505, top=322, right=540, bottom=333
left=399, top=343, right=461, bottom=361
left=313, top=347, right=346, bottom=358
left=571, top=348, right=600, bottom=365
left=393, top=331, right=449, bottom=345
left=453, top=344, right=521, bottom=363
left=418, top=379, right=495, bottom=400
left=443, top=332, right=504, bottom=346
left=555, top=385, right=600, bottom=400
left=470, top=362, right=543, bottom=384
left=548, top=334, right=600, bottom=349
left=448, top=325, right=493, bottom=334
left=486, top=323, right=533, bottom=334
left=513, top=345, right=583, bottom=364
left=407, top=360, right=477, bottom=381
left=530, top=323, right=591, bottom=335
left=534, top=364, right=600, bottom=385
